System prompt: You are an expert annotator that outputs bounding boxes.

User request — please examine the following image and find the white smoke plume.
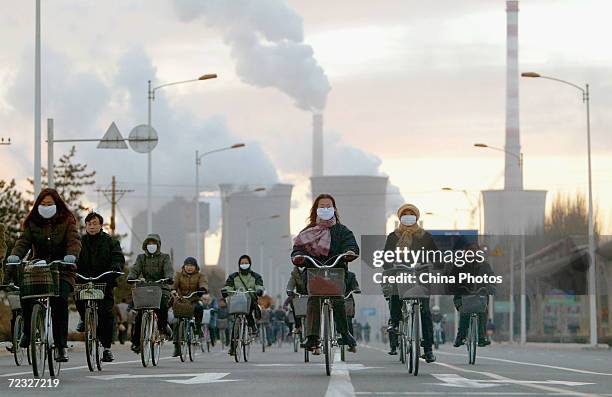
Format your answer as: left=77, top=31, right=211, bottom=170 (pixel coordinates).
left=172, top=0, right=331, bottom=111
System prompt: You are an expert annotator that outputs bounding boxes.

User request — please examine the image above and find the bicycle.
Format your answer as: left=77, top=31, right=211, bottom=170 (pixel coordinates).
left=458, top=286, right=489, bottom=365
left=201, top=308, right=213, bottom=353
left=433, top=322, right=443, bottom=350
left=394, top=263, right=431, bottom=376
left=10, top=259, right=74, bottom=378
left=339, top=289, right=359, bottom=362
left=128, top=278, right=171, bottom=368
left=257, top=315, right=268, bottom=353
left=1, top=284, right=30, bottom=366
left=74, top=270, right=124, bottom=372
left=291, top=293, right=309, bottom=362
left=293, top=252, right=357, bottom=376
left=174, top=291, right=205, bottom=362
left=227, top=289, right=256, bottom=362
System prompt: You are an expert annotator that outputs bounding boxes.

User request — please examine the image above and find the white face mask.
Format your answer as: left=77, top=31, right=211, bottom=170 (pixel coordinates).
left=400, top=215, right=417, bottom=226
left=298, top=266, right=306, bottom=272
left=38, top=205, right=57, bottom=219
left=239, top=263, right=250, bottom=271
left=146, top=244, right=158, bottom=254
left=316, top=207, right=335, bottom=221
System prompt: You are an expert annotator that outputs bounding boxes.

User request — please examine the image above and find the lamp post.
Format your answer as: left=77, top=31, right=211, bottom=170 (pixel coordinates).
left=146, top=73, right=217, bottom=234
left=474, top=142, right=525, bottom=343
left=195, top=143, right=245, bottom=265
left=0, top=137, right=10, bottom=146
left=522, top=71, right=597, bottom=346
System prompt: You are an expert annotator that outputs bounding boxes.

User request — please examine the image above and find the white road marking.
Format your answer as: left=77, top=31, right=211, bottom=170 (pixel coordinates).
left=325, top=351, right=356, bottom=397
left=90, top=372, right=238, bottom=384
left=435, top=350, right=612, bottom=377
left=431, top=373, right=499, bottom=388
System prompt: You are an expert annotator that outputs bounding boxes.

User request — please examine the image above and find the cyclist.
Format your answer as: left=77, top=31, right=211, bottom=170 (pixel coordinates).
left=171, top=256, right=208, bottom=357
left=291, top=193, right=359, bottom=354
left=128, top=233, right=173, bottom=354
left=201, top=293, right=219, bottom=346
left=285, top=263, right=308, bottom=335
left=221, top=254, right=265, bottom=356
left=450, top=239, right=495, bottom=348
left=271, top=305, right=287, bottom=344
left=382, top=203, right=436, bottom=363
left=431, top=305, right=444, bottom=345
left=7, top=188, right=81, bottom=362
left=74, top=212, right=125, bottom=362
left=336, top=270, right=360, bottom=353
left=1, top=222, right=18, bottom=354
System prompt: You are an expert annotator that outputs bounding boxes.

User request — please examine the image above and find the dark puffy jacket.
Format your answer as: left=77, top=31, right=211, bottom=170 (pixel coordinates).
left=291, top=223, right=359, bottom=270
left=128, top=233, right=173, bottom=290
left=78, top=231, right=125, bottom=287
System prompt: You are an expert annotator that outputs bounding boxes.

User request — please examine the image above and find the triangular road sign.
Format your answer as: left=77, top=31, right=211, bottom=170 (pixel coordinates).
left=98, top=122, right=128, bottom=149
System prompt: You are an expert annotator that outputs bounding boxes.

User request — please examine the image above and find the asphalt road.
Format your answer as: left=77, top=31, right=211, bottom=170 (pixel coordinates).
left=1, top=340, right=611, bottom=397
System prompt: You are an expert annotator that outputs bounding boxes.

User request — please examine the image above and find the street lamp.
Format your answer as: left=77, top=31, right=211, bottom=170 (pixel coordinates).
left=522, top=71, right=597, bottom=346
left=146, top=73, right=218, bottom=234
left=195, top=143, right=245, bottom=265
left=0, top=137, right=10, bottom=146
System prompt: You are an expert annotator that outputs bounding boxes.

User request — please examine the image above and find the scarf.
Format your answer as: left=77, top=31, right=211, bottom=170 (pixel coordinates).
left=293, top=217, right=336, bottom=257
left=394, top=203, right=424, bottom=249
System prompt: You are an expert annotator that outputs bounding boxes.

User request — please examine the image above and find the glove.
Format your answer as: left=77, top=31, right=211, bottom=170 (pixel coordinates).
left=7, top=255, right=20, bottom=264
left=63, top=255, right=77, bottom=264
left=256, top=289, right=264, bottom=297
left=286, top=290, right=295, bottom=297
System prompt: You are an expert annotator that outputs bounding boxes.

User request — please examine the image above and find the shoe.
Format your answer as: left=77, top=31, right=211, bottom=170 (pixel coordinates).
left=6, top=345, right=14, bottom=353
left=312, top=347, right=321, bottom=355
left=348, top=345, right=357, bottom=353
left=172, top=344, right=181, bottom=357
left=422, top=351, right=436, bottom=363
left=102, top=350, right=114, bottom=362
left=338, top=333, right=357, bottom=348
left=55, top=347, right=68, bottom=362
left=131, top=344, right=140, bottom=354
left=453, top=336, right=465, bottom=348
left=303, top=336, right=320, bottom=351
left=76, top=320, right=85, bottom=333
left=388, top=349, right=398, bottom=355
left=478, top=339, right=491, bottom=347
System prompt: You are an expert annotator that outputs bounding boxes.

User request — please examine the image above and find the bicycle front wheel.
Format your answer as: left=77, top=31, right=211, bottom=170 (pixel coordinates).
left=293, top=330, right=299, bottom=353
left=323, top=303, right=332, bottom=376
left=13, top=313, right=25, bottom=366
left=151, top=316, right=161, bottom=366
left=188, top=322, right=195, bottom=362
left=468, top=315, right=478, bottom=365
left=242, top=318, right=250, bottom=362
left=30, top=303, right=46, bottom=378
left=411, top=306, right=421, bottom=376
left=85, top=306, right=96, bottom=371
left=140, top=311, right=152, bottom=367
left=261, top=324, right=266, bottom=352
left=233, top=317, right=242, bottom=362
left=178, top=319, right=186, bottom=362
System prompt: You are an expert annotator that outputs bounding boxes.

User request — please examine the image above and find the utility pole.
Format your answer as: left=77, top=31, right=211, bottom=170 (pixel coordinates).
left=96, top=176, right=133, bottom=236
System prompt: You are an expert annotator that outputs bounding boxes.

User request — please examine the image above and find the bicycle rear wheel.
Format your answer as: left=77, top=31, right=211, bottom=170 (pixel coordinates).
left=302, top=328, right=309, bottom=362
left=468, top=315, right=477, bottom=365
left=30, top=303, right=46, bottom=378
left=323, top=303, right=332, bottom=376
left=261, top=324, right=266, bottom=352
left=13, top=313, right=25, bottom=366
left=140, top=311, right=151, bottom=367
left=85, top=306, right=96, bottom=371
left=411, top=306, right=421, bottom=376
left=48, top=345, right=61, bottom=378
left=398, top=319, right=405, bottom=364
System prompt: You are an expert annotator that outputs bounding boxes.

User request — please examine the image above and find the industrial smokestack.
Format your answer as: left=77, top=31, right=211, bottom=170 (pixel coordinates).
left=505, top=0, right=522, bottom=190
left=312, top=113, right=323, bottom=177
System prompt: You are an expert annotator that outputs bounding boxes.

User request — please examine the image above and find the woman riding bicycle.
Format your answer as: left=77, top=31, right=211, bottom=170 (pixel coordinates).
left=7, top=188, right=81, bottom=363
left=382, top=203, right=436, bottom=363
left=221, top=254, right=265, bottom=356
left=291, top=193, right=359, bottom=354
left=171, top=256, right=208, bottom=357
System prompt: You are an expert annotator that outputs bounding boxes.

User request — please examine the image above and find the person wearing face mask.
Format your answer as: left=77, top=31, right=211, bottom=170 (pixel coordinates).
left=382, top=203, right=437, bottom=362
left=170, top=257, right=208, bottom=357
left=285, top=262, right=308, bottom=335
left=7, top=188, right=81, bottom=362
left=291, top=194, right=359, bottom=354
left=74, top=212, right=125, bottom=362
left=128, top=233, right=174, bottom=354
left=221, top=254, right=265, bottom=356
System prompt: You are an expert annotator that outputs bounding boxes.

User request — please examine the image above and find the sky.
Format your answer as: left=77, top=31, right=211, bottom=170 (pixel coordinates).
left=1, top=0, right=611, bottom=265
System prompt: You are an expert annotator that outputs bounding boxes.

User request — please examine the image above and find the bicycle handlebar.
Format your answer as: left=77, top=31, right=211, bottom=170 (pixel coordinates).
left=127, top=277, right=172, bottom=284
left=76, top=271, right=124, bottom=282
left=344, top=289, right=360, bottom=299
left=180, top=290, right=206, bottom=299
left=0, top=284, right=20, bottom=291
left=7, top=259, right=75, bottom=268
left=293, top=252, right=359, bottom=269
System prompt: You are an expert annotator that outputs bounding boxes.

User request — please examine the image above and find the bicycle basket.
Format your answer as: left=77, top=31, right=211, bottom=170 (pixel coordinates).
left=307, top=268, right=345, bottom=297
left=173, top=298, right=194, bottom=318
left=228, top=293, right=251, bottom=314
left=132, top=284, right=163, bottom=309
left=7, top=291, right=21, bottom=310
left=344, top=298, right=355, bottom=317
left=460, top=295, right=487, bottom=314
left=202, top=309, right=212, bottom=324
left=293, top=296, right=308, bottom=317
left=74, top=283, right=106, bottom=301
left=20, top=262, right=59, bottom=299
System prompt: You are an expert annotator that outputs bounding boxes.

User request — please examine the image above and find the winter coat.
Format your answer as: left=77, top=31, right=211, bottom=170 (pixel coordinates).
left=286, top=267, right=308, bottom=295
left=172, top=268, right=208, bottom=297
left=222, top=269, right=264, bottom=300
left=291, top=223, right=360, bottom=270
left=78, top=231, right=125, bottom=288
left=11, top=216, right=81, bottom=286
left=382, top=230, right=438, bottom=270
left=128, top=233, right=173, bottom=290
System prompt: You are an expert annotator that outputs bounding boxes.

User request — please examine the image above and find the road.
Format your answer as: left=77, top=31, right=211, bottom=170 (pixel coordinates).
left=1, top=340, right=611, bottom=397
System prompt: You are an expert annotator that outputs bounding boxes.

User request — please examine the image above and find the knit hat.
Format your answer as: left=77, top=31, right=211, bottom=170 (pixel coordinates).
left=397, top=203, right=420, bottom=220
left=183, top=256, right=199, bottom=270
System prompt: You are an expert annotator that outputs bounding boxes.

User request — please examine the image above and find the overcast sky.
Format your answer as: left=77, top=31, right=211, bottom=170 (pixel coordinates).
left=1, top=0, right=611, bottom=264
